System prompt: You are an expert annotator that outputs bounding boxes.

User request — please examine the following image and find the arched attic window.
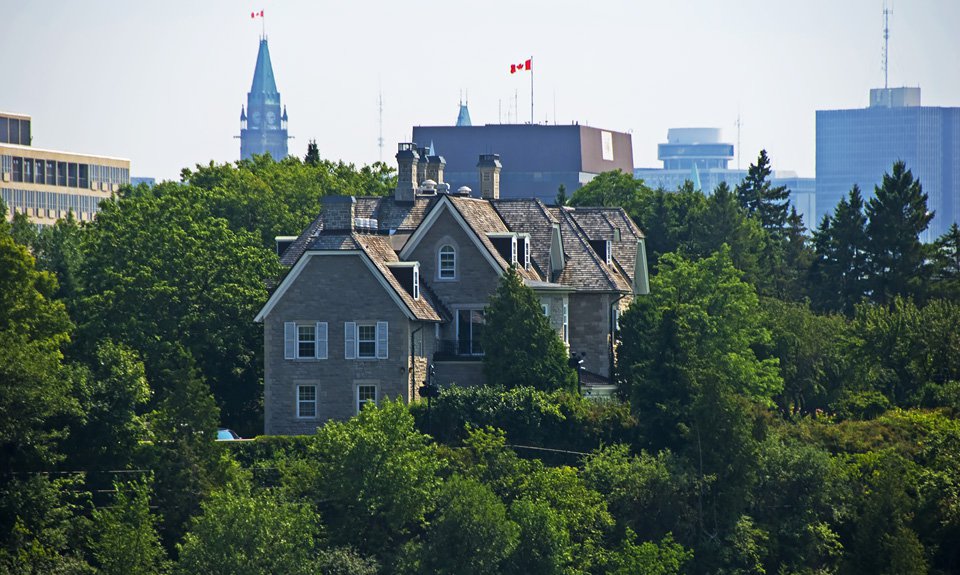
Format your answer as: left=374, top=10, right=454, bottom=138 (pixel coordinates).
left=438, top=245, right=456, bottom=279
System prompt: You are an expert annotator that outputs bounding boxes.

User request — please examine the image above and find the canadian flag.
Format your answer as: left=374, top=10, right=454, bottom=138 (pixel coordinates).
left=251, top=9, right=264, bottom=18
left=510, top=58, right=532, bottom=74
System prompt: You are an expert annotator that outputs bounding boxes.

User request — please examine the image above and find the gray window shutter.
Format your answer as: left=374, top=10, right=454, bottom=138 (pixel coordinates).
left=284, top=322, right=296, bottom=359
left=376, top=321, right=388, bottom=359
left=344, top=322, right=356, bottom=359
left=316, top=322, right=328, bottom=359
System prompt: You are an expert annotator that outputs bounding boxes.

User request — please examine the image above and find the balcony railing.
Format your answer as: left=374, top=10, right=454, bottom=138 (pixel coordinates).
left=433, top=339, right=484, bottom=361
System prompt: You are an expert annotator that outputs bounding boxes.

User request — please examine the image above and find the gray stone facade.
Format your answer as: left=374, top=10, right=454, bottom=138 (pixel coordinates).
left=262, top=254, right=431, bottom=435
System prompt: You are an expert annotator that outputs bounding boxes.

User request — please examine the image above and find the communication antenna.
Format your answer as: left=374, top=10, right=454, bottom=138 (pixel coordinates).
left=377, top=89, right=384, bottom=163
left=882, top=1, right=891, bottom=89
left=735, top=112, right=742, bottom=171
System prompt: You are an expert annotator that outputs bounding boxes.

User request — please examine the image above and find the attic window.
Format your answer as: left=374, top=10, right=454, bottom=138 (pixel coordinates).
left=413, top=265, right=420, bottom=300
left=524, top=236, right=531, bottom=269
left=511, top=236, right=518, bottom=264
left=589, top=239, right=613, bottom=265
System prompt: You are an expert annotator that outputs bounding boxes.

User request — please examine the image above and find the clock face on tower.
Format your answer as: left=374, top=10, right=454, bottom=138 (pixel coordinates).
left=266, top=111, right=277, bottom=129
left=251, top=111, right=261, bottom=128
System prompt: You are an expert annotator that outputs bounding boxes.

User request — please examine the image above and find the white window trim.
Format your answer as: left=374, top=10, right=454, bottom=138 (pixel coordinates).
left=541, top=303, right=550, bottom=316
left=355, top=383, right=379, bottom=414
left=413, top=265, right=420, bottom=300
left=562, top=301, right=569, bottom=344
left=511, top=236, right=518, bottom=264
left=346, top=321, right=388, bottom=360
left=438, top=244, right=456, bottom=280
left=296, top=384, right=317, bottom=419
left=284, top=321, right=328, bottom=360
left=524, top=236, right=531, bottom=269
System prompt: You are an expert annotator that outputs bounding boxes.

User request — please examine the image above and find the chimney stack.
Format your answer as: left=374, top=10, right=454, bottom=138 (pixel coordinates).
left=477, top=154, right=502, bottom=200
left=416, top=145, right=428, bottom=186
left=322, top=195, right=356, bottom=232
left=395, top=143, right=420, bottom=202
left=425, top=154, right=446, bottom=184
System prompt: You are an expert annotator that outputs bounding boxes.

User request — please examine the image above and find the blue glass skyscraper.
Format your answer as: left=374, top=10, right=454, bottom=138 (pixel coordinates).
left=816, top=88, right=960, bottom=239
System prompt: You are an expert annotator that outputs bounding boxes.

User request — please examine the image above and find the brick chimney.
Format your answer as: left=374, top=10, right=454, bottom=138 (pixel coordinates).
left=425, top=154, right=446, bottom=184
left=395, top=143, right=420, bottom=202
left=477, top=153, right=502, bottom=200
left=416, top=145, right=428, bottom=187
left=322, top=195, right=355, bottom=232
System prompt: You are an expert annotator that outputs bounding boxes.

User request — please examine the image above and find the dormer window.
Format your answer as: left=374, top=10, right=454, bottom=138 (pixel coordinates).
left=511, top=236, right=518, bottom=264
left=439, top=245, right=456, bottom=279
left=605, top=240, right=612, bottom=265
left=524, top=236, right=531, bottom=269
left=589, top=239, right=613, bottom=266
left=413, top=265, right=420, bottom=300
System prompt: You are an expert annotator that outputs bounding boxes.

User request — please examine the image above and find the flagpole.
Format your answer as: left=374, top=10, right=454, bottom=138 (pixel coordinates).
left=529, top=56, right=534, bottom=124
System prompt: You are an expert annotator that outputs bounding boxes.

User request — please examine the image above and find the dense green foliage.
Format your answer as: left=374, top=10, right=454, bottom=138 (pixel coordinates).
left=481, top=266, right=576, bottom=391
left=3, top=148, right=960, bottom=574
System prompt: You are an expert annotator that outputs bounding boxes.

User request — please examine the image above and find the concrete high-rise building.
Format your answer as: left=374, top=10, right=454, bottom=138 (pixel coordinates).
left=240, top=37, right=289, bottom=161
left=634, top=128, right=817, bottom=227
left=412, top=123, right=633, bottom=204
left=816, top=87, right=960, bottom=238
left=1, top=111, right=130, bottom=225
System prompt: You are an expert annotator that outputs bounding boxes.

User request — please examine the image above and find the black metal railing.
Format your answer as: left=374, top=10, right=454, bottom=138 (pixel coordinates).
left=433, top=339, right=484, bottom=361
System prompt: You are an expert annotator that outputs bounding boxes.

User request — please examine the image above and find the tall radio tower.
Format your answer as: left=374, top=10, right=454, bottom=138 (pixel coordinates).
left=882, top=1, right=891, bottom=89
left=377, top=90, right=384, bottom=163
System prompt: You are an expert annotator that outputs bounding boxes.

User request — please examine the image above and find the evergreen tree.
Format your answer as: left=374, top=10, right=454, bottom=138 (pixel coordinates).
left=481, top=266, right=576, bottom=391
left=304, top=139, right=320, bottom=166
left=555, top=183, right=568, bottom=206
left=810, top=186, right=869, bottom=314
left=931, top=223, right=960, bottom=300
left=864, top=161, right=933, bottom=304
left=735, top=150, right=790, bottom=236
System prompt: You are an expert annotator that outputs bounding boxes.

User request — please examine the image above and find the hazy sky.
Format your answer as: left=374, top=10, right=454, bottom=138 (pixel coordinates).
left=3, top=0, right=958, bottom=181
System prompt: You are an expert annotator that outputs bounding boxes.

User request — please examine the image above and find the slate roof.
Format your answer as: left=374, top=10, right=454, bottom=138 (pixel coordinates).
left=445, top=196, right=541, bottom=281
left=548, top=207, right=633, bottom=292
left=280, top=196, right=435, bottom=267
left=353, top=234, right=442, bottom=322
left=490, top=198, right=558, bottom=281
left=566, top=208, right=644, bottom=281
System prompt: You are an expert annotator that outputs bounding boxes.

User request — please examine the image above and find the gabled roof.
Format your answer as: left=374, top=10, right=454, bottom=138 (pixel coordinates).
left=280, top=196, right=435, bottom=267
left=548, top=207, right=633, bottom=292
left=250, top=38, right=278, bottom=95
left=256, top=231, right=441, bottom=323
left=491, top=198, right=558, bottom=280
left=566, top=207, right=644, bottom=282
left=445, top=196, right=541, bottom=281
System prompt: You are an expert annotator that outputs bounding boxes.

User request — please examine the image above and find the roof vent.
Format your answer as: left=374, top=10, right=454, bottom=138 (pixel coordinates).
left=456, top=186, right=472, bottom=197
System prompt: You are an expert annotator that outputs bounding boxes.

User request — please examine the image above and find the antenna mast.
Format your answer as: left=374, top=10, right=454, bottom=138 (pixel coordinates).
left=882, top=1, right=891, bottom=89
left=735, top=112, right=742, bottom=171
left=377, top=90, right=384, bottom=163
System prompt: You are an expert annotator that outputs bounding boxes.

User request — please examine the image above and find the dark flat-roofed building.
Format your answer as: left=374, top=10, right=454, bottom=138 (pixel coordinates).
left=412, top=123, right=634, bottom=204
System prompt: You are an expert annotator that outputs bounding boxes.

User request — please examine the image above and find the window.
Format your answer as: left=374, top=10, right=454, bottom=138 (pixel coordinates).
left=297, top=385, right=317, bottom=418
left=413, top=265, right=420, bottom=300
left=524, top=236, right=531, bottom=269
left=541, top=303, right=549, bottom=316
left=562, top=301, right=569, bottom=344
left=344, top=322, right=388, bottom=359
left=298, top=324, right=316, bottom=358
left=511, top=236, right=517, bottom=264
left=438, top=245, right=456, bottom=279
left=284, top=322, right=327, bottom=359
left=357, top=385, right=378, bottom=413
left=357, top=324, right=376, bottom=358
left=457, top=308, right=485, bottom=355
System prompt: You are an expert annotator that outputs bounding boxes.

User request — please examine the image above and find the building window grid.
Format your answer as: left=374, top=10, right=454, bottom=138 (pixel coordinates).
left=297, top=385, right=317, bottom=418
left=438, top=245, right=456, bottom=279
left=357, top=385, right=377, bottom=413
left=297, top=324, right=316, bottom=358
left=357, top=324, right=376, bottom=358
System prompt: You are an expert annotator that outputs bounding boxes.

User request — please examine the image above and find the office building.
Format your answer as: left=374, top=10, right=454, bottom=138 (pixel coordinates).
left=240, top=37, right=289, bottom=161
left=412, top=122, right=633, bottom=204
left=1, top=111, right=130, bottom=225
left=634, top=128, right=817, bottom=227
left=816, top=87, right=960, bottom=238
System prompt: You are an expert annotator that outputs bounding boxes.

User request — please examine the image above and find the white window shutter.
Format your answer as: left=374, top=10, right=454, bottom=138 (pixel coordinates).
left=284, top=322, right=296, bottom=359
left=344, top=322, right=356, bottom=359
left=376, top=321, right=389, bottom=359
left=316, top=322, right=328, bottom=359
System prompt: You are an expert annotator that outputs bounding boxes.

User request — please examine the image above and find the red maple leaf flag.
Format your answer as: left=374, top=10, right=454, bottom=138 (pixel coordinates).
left=510, top=58, right=532, bottom=74
left=251, top=9, right=264, bottom=18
